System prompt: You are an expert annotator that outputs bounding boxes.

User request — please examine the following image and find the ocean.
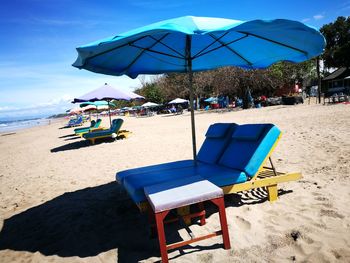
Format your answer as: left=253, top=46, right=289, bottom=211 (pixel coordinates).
left=0, top=118, right=52, bottom=133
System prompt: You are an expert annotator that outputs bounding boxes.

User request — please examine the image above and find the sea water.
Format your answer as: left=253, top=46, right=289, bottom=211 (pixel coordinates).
left=0, top=118, right=51, bottom=133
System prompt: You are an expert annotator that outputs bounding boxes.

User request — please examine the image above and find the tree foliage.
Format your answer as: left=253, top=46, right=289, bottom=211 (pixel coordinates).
left=135, top=60, right=317, bottom=103
left=320, top=16, right=350, bottom=68
left=134, top=82, right=164, bottom=104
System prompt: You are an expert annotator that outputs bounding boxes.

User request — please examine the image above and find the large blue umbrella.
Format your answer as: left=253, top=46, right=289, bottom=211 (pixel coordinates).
left=73, top=16, right=325, bottom=160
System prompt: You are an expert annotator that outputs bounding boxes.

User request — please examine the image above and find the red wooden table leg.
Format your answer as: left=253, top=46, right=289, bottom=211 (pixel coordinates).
left=155, top=210, right=170, bottom=263
left=198, top=202, right=206, bottom=225
left=211, top=197, right=231, bottom=250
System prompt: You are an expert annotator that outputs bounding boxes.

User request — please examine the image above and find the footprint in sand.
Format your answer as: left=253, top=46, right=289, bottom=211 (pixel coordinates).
left=320, top=209, right=345, bottom=219
left=315, top=196, right=329, bottom=202
left=235, top=216, right=251, bottom=230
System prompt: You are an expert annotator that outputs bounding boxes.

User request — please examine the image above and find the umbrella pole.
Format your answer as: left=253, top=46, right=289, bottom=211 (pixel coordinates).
left=108, top=101, right=112, bottom=127
left=186, top=35, right=197, bottom=161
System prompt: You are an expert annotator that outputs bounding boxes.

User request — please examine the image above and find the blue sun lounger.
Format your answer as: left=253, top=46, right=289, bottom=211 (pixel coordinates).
left=74, top=119, right=102, bottom=136
left=116, top=123, right=237, bottom=183
left=66, top=115, right=83, bottom=127
left=117, top=123, right=302, bottom=211
left=83, top=118, right=129, bottom=144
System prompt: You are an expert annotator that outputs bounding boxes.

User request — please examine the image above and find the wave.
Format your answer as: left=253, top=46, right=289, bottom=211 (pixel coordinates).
left=0, top=118, right=49, bottom=133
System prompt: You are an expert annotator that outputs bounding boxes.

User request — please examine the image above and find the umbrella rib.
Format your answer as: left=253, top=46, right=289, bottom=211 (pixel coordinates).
left=136, top=51, right=186, bottom=67
left=123, top=33, right=171, bottom=72
left=193, top=34, right=249, bottom=59
left=236, top=30, right=308, bottom=55
left=130, top=43, right=185, bottom=60
left=84, top=35, right=150, bottom=62
left=192, top=31, right=230, bottom=59
left=208, top=33, right=253, bottom=66
left=148, top=35, right=186, bottom=58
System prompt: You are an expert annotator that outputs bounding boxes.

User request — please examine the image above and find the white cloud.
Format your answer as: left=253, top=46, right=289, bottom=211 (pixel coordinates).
left=0, top=61, right=149, bottom=104
left=302, top=18, right=311, bottom=23
left=0, top=60, right=154, bottom=118
left=313, top=14, right=325, bottom=20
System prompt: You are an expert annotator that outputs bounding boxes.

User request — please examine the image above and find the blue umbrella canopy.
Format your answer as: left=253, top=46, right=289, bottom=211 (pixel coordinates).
left=73, top=16, right=325, bottom=77
left=72, top=16, right=325, bottom=159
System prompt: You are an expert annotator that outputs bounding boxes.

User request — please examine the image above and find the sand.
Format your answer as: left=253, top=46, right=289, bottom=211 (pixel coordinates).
left=0, top=102, right=349, bottom=263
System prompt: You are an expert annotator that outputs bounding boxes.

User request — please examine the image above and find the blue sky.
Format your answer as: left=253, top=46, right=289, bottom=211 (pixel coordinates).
left=0, top=0, right=349, bottom=119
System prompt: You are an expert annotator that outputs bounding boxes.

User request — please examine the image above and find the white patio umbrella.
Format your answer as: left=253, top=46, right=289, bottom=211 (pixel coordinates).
left=141, top=102, right=159, bottom=107
left=168, top=98, right=188, bottom=104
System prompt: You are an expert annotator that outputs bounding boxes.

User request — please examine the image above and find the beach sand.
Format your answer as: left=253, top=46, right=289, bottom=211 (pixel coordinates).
left=0, top=102, right=349, bottom=262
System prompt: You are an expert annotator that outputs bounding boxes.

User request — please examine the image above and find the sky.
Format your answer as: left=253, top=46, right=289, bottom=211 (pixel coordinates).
left=0, top=0, right=349, bottom=119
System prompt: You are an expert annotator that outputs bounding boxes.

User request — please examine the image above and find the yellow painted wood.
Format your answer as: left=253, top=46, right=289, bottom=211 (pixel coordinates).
left=86, top=130, right=132, bottom=144
left=138, top=202, right=149, bottom=213
left=177, top=206, right=191, bottom=225
left=267, top=184, right=278, bottom=202
left=222, top=171, right=302, bottom=194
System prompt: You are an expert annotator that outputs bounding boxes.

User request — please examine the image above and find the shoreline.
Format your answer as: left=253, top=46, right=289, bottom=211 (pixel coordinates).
left=0, top=117, right=66, bottom=135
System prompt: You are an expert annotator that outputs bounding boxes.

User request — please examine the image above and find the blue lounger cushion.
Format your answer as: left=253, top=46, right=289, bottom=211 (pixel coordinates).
left=218, top=124, right=281, bottom=178
left=123, top=163, right=247, bottom=203
left=232, top=123, right=265, bottom=141
left=197, top=123, right=238, bottom=164
left=116, top=160, right=194, bottom=183
left=116, top=123, right=237, bottom=183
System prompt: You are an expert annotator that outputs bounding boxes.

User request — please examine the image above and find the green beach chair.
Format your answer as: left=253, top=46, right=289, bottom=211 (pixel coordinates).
left=83, top=118, right=129, bottom=144
left=74, top=119, right=102, bottom=136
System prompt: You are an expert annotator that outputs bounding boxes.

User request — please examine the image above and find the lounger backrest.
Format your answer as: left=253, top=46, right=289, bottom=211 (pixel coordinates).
left=90, top=120, right=96, bottom=127
left=197, top=123, right=238, bottom=164
left=110, top=118, right=124, bottom=133
left=94, top=119, right=102, bottom=128
left=218, top=124, right=281, bottom=178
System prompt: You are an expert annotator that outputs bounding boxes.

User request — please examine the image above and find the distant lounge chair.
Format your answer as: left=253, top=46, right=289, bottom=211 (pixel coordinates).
left=117, top=123, right=302, bottom=211
left=83, top=118, right=130, bottom=144
left=66, top=116, right=83, bottom=127
left=74, top=119, right=102, bottom=136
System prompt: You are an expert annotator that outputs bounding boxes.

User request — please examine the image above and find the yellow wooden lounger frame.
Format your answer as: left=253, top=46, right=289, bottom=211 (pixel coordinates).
left=87, top=130, right=132, bottom=144
left=136, top=134, right=302, bottom=213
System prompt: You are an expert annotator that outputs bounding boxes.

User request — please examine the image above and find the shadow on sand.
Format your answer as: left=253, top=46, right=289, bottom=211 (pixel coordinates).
left=58, top=134, right=77, bottom=139
left=0, top=182, right=293, bottom=262
left=50, top=138, right=118, bottom=152
left=0, top=182, right=158, bottom=262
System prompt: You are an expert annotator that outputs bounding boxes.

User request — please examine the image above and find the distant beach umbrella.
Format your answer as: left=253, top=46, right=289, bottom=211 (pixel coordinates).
left=74, top=83, right=132, bottom=102
left=74, top=83, right=132, bottom=126
left=79, top=100, right=116, bottom=109
left=141, top=102, right=159, bottom=107
left=204, top=97, right=218, bottom=103
left=73, top=16, right=325, bottom=160
left=123, top=90, right=145, bottom=100
left=168, top=98, right=188, bottom=104
left=68, top=107, right=83, bottom=115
